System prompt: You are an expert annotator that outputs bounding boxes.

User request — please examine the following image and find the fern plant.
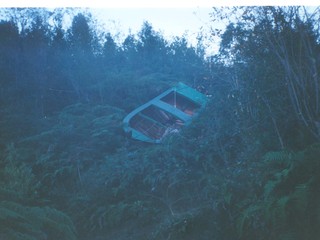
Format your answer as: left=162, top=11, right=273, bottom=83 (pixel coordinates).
left=0, top=201, right=76, bottom=240
left=236, top=143, right=320, bottom=240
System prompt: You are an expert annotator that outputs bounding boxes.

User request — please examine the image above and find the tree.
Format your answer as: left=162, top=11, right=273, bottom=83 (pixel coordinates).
left=121, top=33, right=138, bottom=68
left=137, top=21, right=169, bottom=73
left=22, top=13, right=51, bottom=116
left=169, top=36, right=206, bottom=84
left=67, top=12, right=97, bottom=102
left=0, top=20, right=20, bottom=97
left=102, top=32, right=118, bottom=68
left=261, top=7, right=320, bottom=140
left=211, top=6, right=320, bottom=149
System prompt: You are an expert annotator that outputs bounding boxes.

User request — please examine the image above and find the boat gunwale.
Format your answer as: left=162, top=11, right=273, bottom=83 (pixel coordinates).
left=123, top=82, right=207, bottom=143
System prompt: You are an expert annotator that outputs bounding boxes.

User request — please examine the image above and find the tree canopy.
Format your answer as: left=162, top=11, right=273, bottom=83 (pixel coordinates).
left=1, top=6, right=320, bottom=240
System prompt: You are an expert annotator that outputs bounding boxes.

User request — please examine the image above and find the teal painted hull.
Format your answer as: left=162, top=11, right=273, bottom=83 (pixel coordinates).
left=123, top=82, right=207, bottom=143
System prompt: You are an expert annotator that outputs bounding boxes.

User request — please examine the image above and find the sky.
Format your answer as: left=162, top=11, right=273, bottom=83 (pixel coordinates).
left=92, top=8, right=213, bottom=37
left=0, top=1, right=220, bottom=54
left=0, top=0, right=315, bottom=8
left=91, top=8, right=215, bottom=50
left=1, top=0, right=318, bottom=55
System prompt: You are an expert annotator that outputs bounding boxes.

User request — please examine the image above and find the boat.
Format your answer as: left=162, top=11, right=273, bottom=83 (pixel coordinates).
left=123, top=82, right=207, bottom=143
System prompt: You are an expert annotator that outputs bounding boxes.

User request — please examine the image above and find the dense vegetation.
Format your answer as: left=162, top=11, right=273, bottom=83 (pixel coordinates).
left=0, top=6, right=320, bottom=240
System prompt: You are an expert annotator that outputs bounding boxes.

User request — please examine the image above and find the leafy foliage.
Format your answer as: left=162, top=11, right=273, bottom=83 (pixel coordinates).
left=0, top=201, right=76, bottom=240
left=235, top=144, right=320, bottom=240
left=1, top=6, right=320, bottom=240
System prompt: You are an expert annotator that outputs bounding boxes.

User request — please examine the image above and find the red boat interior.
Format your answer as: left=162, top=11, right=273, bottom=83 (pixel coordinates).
left=129, top=104, right=184, bottom=140
left=160, top=91, right=201, bottom=116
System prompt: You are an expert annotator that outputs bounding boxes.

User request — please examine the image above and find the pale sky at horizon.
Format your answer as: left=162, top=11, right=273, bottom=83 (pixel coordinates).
left=91, top=8, right=215, bottom=51
left=0, top=0, right=316, bottom=8
left=1, top=0, right=318, bottom=55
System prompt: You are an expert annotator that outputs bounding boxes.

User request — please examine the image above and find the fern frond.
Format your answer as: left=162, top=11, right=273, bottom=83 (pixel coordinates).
left=263, top=151, right=293, bottom=163
left=277, top=231, right=299, bottom=240
left=0, top=201, right=76, bottom=240
left=264, top=166, right=292, bottom=198
left=290, top=183, right=310, bottom=217
left=264, top=180, right=278, bottom=198
left=275, top=196, right=290, bottom=225
left=236, top=205, right=261, bottom=237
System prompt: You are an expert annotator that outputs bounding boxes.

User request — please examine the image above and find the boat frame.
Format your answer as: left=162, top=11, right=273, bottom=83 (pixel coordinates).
left=123, top=82, right=207, bottom=143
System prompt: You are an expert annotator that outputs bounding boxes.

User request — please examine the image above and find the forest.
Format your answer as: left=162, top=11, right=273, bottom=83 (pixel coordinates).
left=0, top=6, right=320, bottom=240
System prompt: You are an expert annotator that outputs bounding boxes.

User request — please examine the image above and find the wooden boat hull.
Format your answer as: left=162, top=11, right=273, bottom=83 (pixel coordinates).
left=123, top=82, right=207, bottom=143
